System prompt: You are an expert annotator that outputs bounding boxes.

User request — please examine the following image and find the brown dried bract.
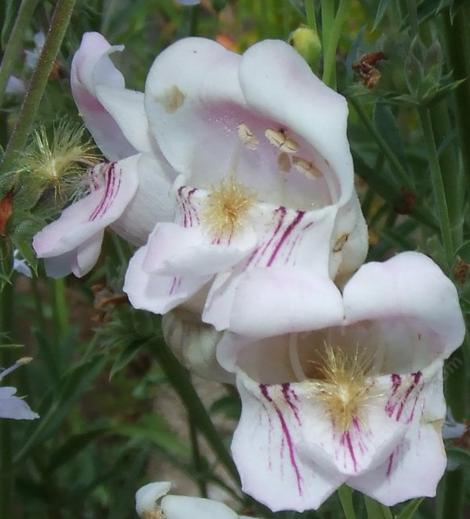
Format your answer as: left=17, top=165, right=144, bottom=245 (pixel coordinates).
left=454, top=259, right=469, bottom=284
left=0, top=191, right=13, bottom=236
left=353, top=51, right=386, bottom=89
left=91, top=283, right=128, bottom=323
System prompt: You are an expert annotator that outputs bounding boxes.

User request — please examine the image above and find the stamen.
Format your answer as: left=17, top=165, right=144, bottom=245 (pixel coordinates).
left=237, top=123, right=259, bottom=150
left=333, top=233, right=349, bottom=253
left=0, top=357, right=33, bottom=381
left=310, top=345, right=375, bottom=432
left=201, top=177, right=255, bottom=239
left=292, top=157, right=322, bottom=178
left=142, top=509, right=165, bottom=519
left=265, top=129, right=299, bottom=153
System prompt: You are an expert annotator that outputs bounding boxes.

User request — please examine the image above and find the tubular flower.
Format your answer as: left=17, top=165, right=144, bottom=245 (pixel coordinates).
left=135, top=481, right=257, bottom=519
left=124, top=37, right=368, bottom=333
left=33, top=32, right=177, bottom=277
left=215, top=253, right=464, bottom=512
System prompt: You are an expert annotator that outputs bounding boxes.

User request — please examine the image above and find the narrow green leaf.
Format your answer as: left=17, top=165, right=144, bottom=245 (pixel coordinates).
left=47, top=426, right=112, bottom=472
left=372, top=0, right=392, bottom=30
left=397, top=498, right=424, bottom=519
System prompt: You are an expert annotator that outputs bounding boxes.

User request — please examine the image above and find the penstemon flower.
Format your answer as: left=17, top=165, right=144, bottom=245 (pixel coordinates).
left=33, top=33, right=177, bottom=277
left=124, top=37, right=368, bottom=333
left=135, top=481, right=257, bottom=519
left=215, top=252, right=464, bottom=511
left=0, top=357, right=38, bottom=420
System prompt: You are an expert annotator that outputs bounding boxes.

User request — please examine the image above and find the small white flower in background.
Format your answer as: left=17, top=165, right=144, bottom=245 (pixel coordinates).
left=6, top=76, right=25, bottom=96
left=0, top=357, right=38, bottom=420
left=24, top=32, right=46, bottom=70
left=177, top=0, right=201, bottom=5
left=13, top=249, right=32, bottom=278
left=135, top=481, right=257, bottom=519
left=215, top=252, right=464, bottom=511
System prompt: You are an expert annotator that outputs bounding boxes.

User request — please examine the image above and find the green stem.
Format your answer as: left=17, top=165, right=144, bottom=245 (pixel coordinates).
left=149, top=339, right=239, bottom=483
left=0, top=0, right=77, bottom=177
left=442, top=6, right=470, bottom=192
left=322, top=0, right=351, bottom=88
left=51, top=278, right=68, bottom=343
left=338, top=485, right=356, bottom=519
left=0, top=0, right=39, bottom=108
left=418, top=107, right=454, bottom=268
left=429, top=99, right=463, bottom=248
left=320, top=0, right=335, bottom=84
left=406, top=0, right=419, bottom=37
left=188, top=409, right=208, bottom=497
left=350, top=97, right=414, bottom=190
left=440, top=468, right=464, bottom=519
left=304, top=0, right=317, bottom=32
left=0, top=282, right=14, bottom=517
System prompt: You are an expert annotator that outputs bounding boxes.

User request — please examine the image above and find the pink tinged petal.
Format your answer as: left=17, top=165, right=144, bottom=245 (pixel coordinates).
left=71, top=32, right=137, bottom=160
left=94, top=85, right=154, bottom=154
left=233, top=373, right=343, bottom=512
left=343, top=252, right=465, bottom=372
left=33, top=156, right=139, bottom=277
left=162, top=495, right=239, bottom=519
left=238, top=39, right=353, bottom=206
left=145, top=37, right=244, bottom=181
left=203, top=267, right=344, bottom=336
left=124, top=247, right=211, bottom=314
left=110, top=153, right=177, bottom=246
left=350, top=362, right=446, bottom=505
left=0, top=387, right=38, bottom=420
left=143, top=222, right=257, bottom=277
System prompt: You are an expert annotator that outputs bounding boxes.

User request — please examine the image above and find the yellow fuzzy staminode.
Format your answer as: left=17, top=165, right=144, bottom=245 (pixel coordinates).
left=201, top=177, right=255, bottom=239
left=20, top=121, right=100, bottom=198
left=312, top=345, right=375, bottom=432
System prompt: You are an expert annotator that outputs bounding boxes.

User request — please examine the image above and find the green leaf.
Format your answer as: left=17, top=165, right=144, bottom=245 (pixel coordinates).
left=364, top=496, right=393, bottom=519
left=115, top=415, right=190, bottom=459
left=373, top=104, right=406, bottom=166
left=1, top=0, right=20, bottom=47
left=47, top=426, right=112, bottom=472
left=447, top=447, right=470, bottom=468
left=456, top=240, right=470, bottom=262
left=397, top=498, right=424, bottom=519
left=372, top=0, right=392, bottom=30
left=108, top=339, right=146, bottom=380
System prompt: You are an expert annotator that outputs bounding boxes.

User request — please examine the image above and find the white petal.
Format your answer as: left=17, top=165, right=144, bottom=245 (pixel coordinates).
left=124, top=247, right=211, bottom=314
left=135, top=481, right=171, bottom=517
left=343, top=252, right=465, bottom=372
left=232, top=373, right=343, bottom=512
left=162, top=495, right=238, bottom=519
left=0, top=387, right=39, bottom=420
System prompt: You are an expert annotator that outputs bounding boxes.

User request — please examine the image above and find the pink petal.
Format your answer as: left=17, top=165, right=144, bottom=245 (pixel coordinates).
left=143, top=223, right=256, bottom=277
left=350, top=361, right=447, bottom=505
left=233, top=373, right=344, bottom=512
left=124, top=247, right=211, bottom=314
left=204, top=267, right=343, bottom=336
left=71, top=32, right=145, bottom=159
left=343, top=252, right=465, bottom=372
left=34, top=156, right=139, bottom=277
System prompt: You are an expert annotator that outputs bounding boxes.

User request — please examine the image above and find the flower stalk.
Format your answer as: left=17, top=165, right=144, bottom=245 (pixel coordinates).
left=0, top=0, right=39, bottom=108
left=418, top=107, right=454, bottom=269
left=0, top=0, right=77, bottom=178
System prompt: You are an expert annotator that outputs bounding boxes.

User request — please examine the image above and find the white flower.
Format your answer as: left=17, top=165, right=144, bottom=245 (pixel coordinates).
left=124, top=37, right=367, bottom=335
left=0, top=358, right=38, bottom=420
left=135, top=481, right=257, bottom=519
left=215, top=252, right=464, bottom=511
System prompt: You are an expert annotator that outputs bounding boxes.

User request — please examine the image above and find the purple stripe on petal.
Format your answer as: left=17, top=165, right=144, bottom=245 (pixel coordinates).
left=260, top=384, right=303, bottom=496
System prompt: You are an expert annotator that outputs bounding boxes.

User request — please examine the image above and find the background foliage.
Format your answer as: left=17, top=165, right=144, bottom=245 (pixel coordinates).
left=0, top=0, right=469, bottom=517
